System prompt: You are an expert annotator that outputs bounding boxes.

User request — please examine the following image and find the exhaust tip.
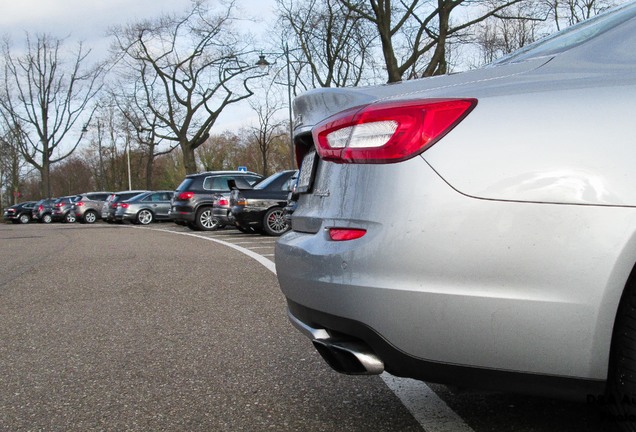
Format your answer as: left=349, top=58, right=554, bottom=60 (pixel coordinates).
left=312, top=338, right=384, bottom=375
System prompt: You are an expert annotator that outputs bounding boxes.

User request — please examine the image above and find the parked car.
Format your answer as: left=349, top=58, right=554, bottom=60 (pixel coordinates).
left=3, top=201, right=36, bottom=224
left=171, top=171, right=262, bottom=231
left=103, top=190, right=148, bottom=222
left=114, top=191, right=173, bottom=225
left=73, top=192, right=112, bottom=224
left=51, top=196, right=79, bottom=223
left=230, top=170, right=297, bottom=236
left=275, top=1, right=636, bottom=420
left=31, top=198, right=56, bottom=223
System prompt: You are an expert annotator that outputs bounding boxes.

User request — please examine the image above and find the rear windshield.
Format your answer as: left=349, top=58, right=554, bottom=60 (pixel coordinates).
left=494, top=1, right=636, bottom=64
left=175, top=178, right=193, bottom=192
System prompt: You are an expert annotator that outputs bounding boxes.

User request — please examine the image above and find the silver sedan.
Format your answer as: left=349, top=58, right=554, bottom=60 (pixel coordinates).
left=275, top=1, right=636, bottom=422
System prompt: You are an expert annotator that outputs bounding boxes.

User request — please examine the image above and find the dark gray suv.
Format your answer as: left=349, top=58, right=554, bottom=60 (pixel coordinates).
left=171, top=171, right=262, bottom=231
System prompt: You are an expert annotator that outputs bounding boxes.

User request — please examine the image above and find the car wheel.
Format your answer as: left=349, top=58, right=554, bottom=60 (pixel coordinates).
left=65, top=212, right=76, bottom=223
left=195, top=207, right=220, bottom=231
left=262, top=207, right=289, bottom=236
left=608, top=283, right=636, bottom=426
left=84, top=210, right=97, bottom=224
left=42, top=213, right=52, bottom=224
left=19, top=214, right=30, bottom=224
left=137, top=209, right=154, bottom=225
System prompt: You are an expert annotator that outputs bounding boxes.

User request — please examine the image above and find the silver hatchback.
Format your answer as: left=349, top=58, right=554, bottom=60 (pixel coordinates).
left=275, top=1, right=636, bottom=416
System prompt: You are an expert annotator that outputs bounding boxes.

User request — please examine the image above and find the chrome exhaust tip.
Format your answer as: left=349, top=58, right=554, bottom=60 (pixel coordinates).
left=312, top=338, right=384, bottom=375
left=286, top=308, right=384, bottom=375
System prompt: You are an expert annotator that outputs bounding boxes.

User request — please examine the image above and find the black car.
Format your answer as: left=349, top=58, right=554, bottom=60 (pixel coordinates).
left=3, top=201, right=36, bottom=224
left=230, top=170, right=297, bottom=236
left=51, top=196, right=79, bottom=223
left=171, top=171, right=262, bottom=231
left=32, top=198, right=56, bottom=223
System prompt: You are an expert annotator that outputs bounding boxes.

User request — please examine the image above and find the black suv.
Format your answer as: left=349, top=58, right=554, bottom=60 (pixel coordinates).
left=171, top=171, right=262, bottom=231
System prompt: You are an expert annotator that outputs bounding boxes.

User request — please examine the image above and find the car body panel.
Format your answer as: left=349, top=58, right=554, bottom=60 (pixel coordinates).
left=275, top=2, right=636, bottom=396
left=278, top=157, right=635, bottom=380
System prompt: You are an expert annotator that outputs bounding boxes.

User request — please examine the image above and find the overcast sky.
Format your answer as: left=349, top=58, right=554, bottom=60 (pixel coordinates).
left=1, top=0, right=277, bottom=131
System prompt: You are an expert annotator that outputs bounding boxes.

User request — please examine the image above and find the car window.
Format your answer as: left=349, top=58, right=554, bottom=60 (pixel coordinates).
left=254, top=173, right=283, bottom=190
left=204, top=176, right=233, bottom=191
left=175, top=178, right=193, bottom=192
left=494, top=1, right=636, bottom=64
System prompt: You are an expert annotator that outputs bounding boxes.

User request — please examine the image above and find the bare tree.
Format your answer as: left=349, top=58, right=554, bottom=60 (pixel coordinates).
left=110, top=0, right=265, bottom=175
left=110, top=86, right=179, bottom=190
left=472, top=2, right=545, bottom=65
left=248, top=87, right=286, bottom=176
left=546, top=0, right=617, bottom=30
left=276, top=0, right=378, bottom=90
left=340, top=0, right=532, bottom=82
left=0, top=33, right=104, bottom=197
left=0, top=120, right=30, bottom=205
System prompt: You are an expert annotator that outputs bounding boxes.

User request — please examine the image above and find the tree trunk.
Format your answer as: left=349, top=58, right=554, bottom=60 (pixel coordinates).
left=145, top=146, right=155, bottom=189
left=181, top=141, right=198, bottom=175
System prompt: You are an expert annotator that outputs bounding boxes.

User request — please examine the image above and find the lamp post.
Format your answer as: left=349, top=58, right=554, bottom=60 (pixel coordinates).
left=256, top=42, right=295, bottom=170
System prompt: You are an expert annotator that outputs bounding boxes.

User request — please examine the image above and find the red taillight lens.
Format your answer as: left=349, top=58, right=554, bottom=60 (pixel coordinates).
left=178, top=191, right=195, bottom=200
left=328, top=228, right=367, bottom=241
left=111, top=203, right=117, bottom=208
left=55, top=203, right=63, bottom=208
left=120, top=203, right=129, bottom=209
left=38, top=205, right=43, bottom=211
left=76, top=202, right=84, bottom=207
left=313, top=98, right=477, bottom=164
left=218, top=198, right=229, bottom=207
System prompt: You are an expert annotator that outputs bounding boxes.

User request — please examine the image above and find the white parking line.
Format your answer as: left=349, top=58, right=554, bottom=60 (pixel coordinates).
left=143, top=226, right=473, bottom=432
left=381, top=374, right=474, bottom=432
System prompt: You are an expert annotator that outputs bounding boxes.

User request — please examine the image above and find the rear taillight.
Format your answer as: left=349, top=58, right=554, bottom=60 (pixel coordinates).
left=111, top=203, right=118, bottom=209
left=76, top=202, right=84, bottom=207
left=313, top=98, right=477, bottom=164
left=38, top=205, right=43, bottom=211
left=120, top=203, right=129, bottom=209
left=55, top=203, right=63, bottom=208
left=178, top=191, right=195, bottom=200
left=218, top=198, right=229, bottom=207
left=328, top=228, right=367, bottom=241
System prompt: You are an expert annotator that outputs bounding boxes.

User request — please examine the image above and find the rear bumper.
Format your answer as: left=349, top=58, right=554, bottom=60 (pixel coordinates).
left=275, top=157, right=633, bottom=387
left=170, top=204, right=195, bottom=223
left=212, top=207, right=234, bottom=225
left=286, top=300, right=604, bottom=399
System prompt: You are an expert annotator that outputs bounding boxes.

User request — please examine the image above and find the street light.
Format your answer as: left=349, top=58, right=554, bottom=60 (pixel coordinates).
left=256, top=43, right=295, bottom=170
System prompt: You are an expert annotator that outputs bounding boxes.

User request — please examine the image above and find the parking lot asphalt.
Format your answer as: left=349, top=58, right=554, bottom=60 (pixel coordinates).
left=0, top=222, right=614, bottom=432
left=0, top=223, right=422, bottom=431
